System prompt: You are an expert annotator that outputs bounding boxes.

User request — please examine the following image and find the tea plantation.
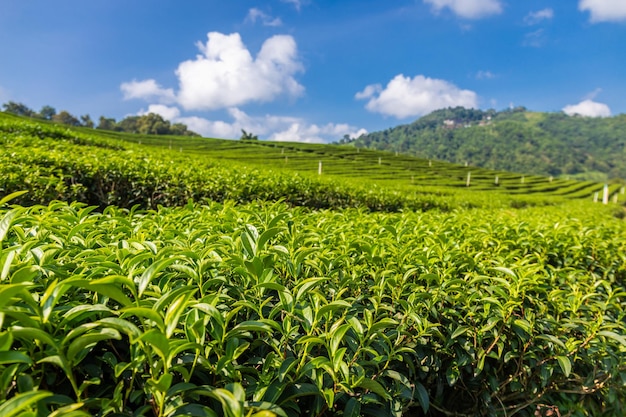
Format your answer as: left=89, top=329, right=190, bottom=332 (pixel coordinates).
left=1, top=114, right=625, bottom=417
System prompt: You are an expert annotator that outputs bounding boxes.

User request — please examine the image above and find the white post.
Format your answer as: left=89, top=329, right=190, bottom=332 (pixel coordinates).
left=179, top=147, right=182, bottom=153
left=281, top=148, right=284, bottom=154
left=428, top=160, right=432, bottom=167
left=395, top=151, right=398, bottom=156
left=593, top=192, right=598, bottom=203
left=602, top=184, right=609, bottom=204
left=411, top=176, right=414, bottom=183
left=465, top=161, right=468, bottom=167
left=357, top=148, right=360, bottom=153
left=285, top=156, right=288, bottom=163
left=466, top=172, right=471, bottom=187
left=614, top=194, right=619, bottom=204
left=378, top=157, right=381, bottom=165
left=549, top=176, right=553, bottom=182
left=318, top=161, right=322, bottom=175
left=621, top=186, right=625, bottom=194
left=521, top=176, right=525, bottom=184
left=169, top=140, right=172, bottom=150
left=495, top=175, right=499, bottom=186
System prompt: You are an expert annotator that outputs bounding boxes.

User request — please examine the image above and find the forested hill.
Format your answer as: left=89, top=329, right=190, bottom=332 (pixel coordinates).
left=349, top=107, right=626, bottom=181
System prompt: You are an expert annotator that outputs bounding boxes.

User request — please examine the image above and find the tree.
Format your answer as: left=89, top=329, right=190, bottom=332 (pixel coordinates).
left=97, top=116, right=117, bottom=131
left=52, top=110, right=81, bottom=126
left=39, top=105, right=57, bottom=120
left=80, top=114, right=94, bottom=128
left=2, top=101, right=35, bottom=117
left=240, top=129, right=258, bottom=140
left=117, top=116, right=140, bottom=133
left=137, top=113, right=170, bottom=135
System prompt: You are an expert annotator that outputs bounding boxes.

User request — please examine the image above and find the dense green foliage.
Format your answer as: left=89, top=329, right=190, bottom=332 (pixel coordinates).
left=1, top=111, right=625, bottom=416
left=1, top=199, right=625, bottom=416
left=1, top=101, right=198, bottom=137
left=352, top=107, right=626, bottom=181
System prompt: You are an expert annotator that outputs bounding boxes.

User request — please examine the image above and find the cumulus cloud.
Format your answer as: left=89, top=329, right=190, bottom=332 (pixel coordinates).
left=424, top=0, right=502, bottom=19
left=356, top=74, right=478, bottom=119
left=121, top=32, right=304, bottom=111
left=246, top=8, right=282, bottom=27
left=524, top=8, right=554, bottom=25
left=176, top=32, right=304, bottom=110
left=579, top=0, right=626, bottom=22
left=121, top=79, right=176, bottom=103
left=563, top=99, right=611, bottom=117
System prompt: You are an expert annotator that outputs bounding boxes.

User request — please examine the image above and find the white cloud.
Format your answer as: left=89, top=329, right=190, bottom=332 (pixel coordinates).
left=354, top=84, right=382, bottom=100
left=579, top=0, right=626, bottom=22
left=424, top=0, right=502, bottom=19
left=563, top=99, right=611, bottom=117
left=281, top=0, right=309, bottom=11
left=523, top=29, right=547, bottom=47
left=176, top=32, right=304, bottom=110
left=139, top=104, right=181, bottom=120
left=120, top=79, right=176, bottom=103
left=356, top=74, right=478, bottom=119
left=270, top=123, right=368, bottom=143
left=121, top=32, right=304, bottom=112
left=524, top=8, right=554, bottom=25
left=475, top=70, right=496, bottom=79
left=246, top=8, right=283, bottom=27
left=151, top=106, right=365, bottom=143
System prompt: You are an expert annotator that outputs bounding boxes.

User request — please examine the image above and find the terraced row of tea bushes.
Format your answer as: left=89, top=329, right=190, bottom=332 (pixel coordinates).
left=0, top=123, right=433, bottom=212
left=1, top=199, right=625, bottom=416
left=0, top=117, right=557, bottom=212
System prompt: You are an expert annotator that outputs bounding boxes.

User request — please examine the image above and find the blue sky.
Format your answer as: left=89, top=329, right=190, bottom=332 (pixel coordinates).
left=1, top=0, right=625, bottom=142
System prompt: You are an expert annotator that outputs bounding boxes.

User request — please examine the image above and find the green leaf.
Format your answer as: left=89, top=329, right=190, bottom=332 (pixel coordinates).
left=137, top=257, right=178, bottom=297
left=0, top=191, right=28, bottom=207
left=0, top=210, right=18, bottom=245
left=316, top=300, right=352, bottom=319
left=450, top=325, right=470, bottom=340
left=598, top=330, right=626, bottom=347
left=66, top=328, right=121, bottom=364
left=414, top=382, right=430, bottom=414
left=329, top=323, right=351, bottom=355
left=139, top=329, right=170, bottom=361
left=256, top=227, right=283, bottom=253
left=294, top=277, right=327, bottom=302
left=355, top=379, right=390, bottom=400
left=0, top=351, right=33, bottom=365
left=120, top=307, right=165, bottom=332
left=0, top=284, right=33, bottom=309
left=11, top=327, right=59, bottom=350
left=344, top=397, right=361, bottom=417
left=556, top=356, right=572, bottom=377
left=0, top=390, right=53, bottom=417
left=165, top=292, right=194, bottom=338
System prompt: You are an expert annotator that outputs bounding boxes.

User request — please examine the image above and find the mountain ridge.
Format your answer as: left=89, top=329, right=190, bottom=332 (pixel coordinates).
left=348, top=107, right=626, bottom=181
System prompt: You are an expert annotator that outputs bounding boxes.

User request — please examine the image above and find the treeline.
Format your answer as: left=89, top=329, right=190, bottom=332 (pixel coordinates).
left=1, top=101, right=199, bottom=136
left=349, top=106, right=626, bottom=181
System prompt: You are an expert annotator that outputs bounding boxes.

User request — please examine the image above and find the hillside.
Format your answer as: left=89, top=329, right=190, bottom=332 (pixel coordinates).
left=1, top=111, right=626, bottom=416
left=2, top=111, right=624, bottom=211
left=350, top=107, right=626, bottom=181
